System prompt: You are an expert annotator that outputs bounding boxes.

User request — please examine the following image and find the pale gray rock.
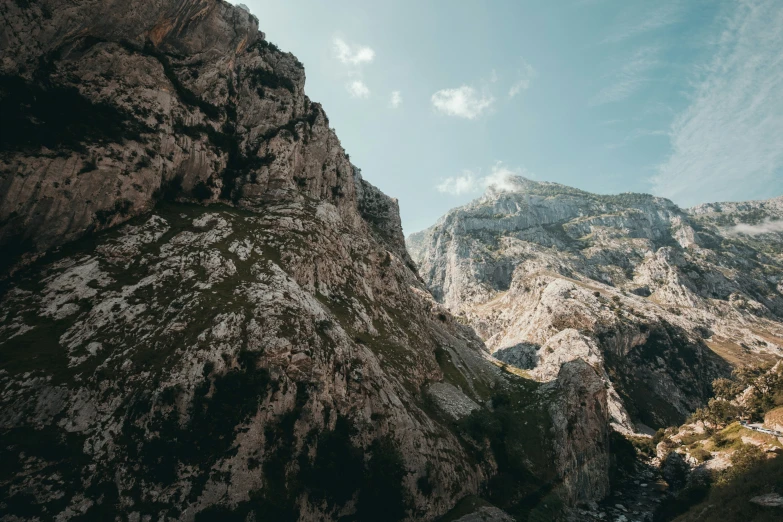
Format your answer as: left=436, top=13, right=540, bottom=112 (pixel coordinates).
left=450, top=506, right=514, bottom=522
left=427, top=382, right=480, bottom=420
left=749, top=493, right=783, bottom=508
left=409, top=178, right=783, bottom=432
left=545, top=359, right=611, bottom=505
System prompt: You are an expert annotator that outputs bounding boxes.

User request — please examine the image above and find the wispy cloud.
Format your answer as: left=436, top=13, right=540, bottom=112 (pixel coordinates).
left=431, top=86, right=494, bottom=119
left=347, top=80, right=370, bottom=98
left=603, top=3, right=681, bottom=44
left=652, top=0, right=783, bottom=206
left=436, top=163, right=530, bottom=195
left=605, top=128, right=667, bottom=149
left=389, top=91, right=402, bottom=108
left=333, top=37, right=375, bottom=66
left=726, top=219, right=783, bottom=237
left=509, top=61, right=537, bottom=98
left=590, top=46, right=660, bottom=106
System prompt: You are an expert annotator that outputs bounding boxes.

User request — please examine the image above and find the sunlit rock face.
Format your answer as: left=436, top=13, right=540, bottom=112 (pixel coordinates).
left=0, top=1, right=612, bottom=520
left=409, top=178, right=783, bottom=432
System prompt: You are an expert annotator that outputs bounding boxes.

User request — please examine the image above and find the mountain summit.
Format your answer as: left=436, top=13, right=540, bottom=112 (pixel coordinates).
left=408, top=177, right=783, bottom=431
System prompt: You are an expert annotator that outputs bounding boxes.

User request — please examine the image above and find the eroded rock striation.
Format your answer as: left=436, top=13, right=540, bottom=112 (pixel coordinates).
left=409, top=177, right=783, bottom=432
left=0, top=2, right=611, bottom=520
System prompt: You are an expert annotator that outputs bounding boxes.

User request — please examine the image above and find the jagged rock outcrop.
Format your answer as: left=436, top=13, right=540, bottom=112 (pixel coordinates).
left=544, top=359, right=610, bottom=505
left=0, top=2, right=613, bottom=520
left=408, top=177, right=783, bottom=432
left=1, top=0, right=359, bottom=265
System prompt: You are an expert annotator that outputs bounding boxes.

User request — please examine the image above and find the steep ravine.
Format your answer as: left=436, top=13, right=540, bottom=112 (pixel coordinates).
left=0, top=1, right=613, bottom=521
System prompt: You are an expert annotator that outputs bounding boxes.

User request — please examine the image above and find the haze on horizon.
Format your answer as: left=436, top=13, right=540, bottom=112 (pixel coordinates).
left=234, top=0, right=783, bottom=233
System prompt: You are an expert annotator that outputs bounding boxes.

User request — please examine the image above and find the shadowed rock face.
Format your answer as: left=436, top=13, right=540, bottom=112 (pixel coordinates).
left=409, top=178, right=783, bottom=432
left=0, top=2, right=612, bottom=520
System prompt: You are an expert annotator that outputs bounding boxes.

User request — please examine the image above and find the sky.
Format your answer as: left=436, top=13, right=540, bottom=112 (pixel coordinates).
left=232, top=0, right=783, bottom=234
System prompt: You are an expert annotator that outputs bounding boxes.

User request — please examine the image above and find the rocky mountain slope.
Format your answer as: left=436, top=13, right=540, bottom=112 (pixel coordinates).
left=0, top=1, right=613, bottom=521
left=408, top=177, right=783, bottom=433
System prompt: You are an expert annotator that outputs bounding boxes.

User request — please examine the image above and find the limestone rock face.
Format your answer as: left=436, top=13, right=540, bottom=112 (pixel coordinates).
left=0, top=0, right=358, bottom=261
left=409, top=177, right=783, bottom=432
left=544, top=359, right=610, bottom=505
left=0, top=2, right=613, bottom=520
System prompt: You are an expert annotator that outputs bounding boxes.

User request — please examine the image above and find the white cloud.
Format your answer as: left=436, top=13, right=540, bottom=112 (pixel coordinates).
left=431, top=86, right=494, bottom=119
left=590, top=46, right=660, bottom=106
left=652, top=0, right=783, bottom=206
left=436, top=163, right=530, bottom=195
left=436, top=173, right=478, bottom=195
left=347, top=80, right=370, bottom=98
left=509, top=61, right=537, bottom=98
left=726, top=219, right=783, bottom=237
left=389, top=91, right=402, bottom=108
left=483, top=163, right=528, bottom=192
left=333, top=37, right=375, bottom=66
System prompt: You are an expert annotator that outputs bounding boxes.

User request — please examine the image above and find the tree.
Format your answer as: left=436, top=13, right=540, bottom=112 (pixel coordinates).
left=712, top=378, right=742, bottom=400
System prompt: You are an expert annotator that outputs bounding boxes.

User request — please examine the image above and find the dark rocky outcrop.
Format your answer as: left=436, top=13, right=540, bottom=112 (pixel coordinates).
left=0, top=2, right=613, bottom=520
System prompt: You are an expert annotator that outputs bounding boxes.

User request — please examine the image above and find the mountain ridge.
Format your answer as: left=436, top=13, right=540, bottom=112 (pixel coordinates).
left=408, top=176, right=783, bottom=434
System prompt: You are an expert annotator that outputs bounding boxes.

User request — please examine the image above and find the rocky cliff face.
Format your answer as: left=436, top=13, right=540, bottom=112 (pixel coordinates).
left=1, top=0, right=359, bottom=263
left=0, top=2, right=611, bottom=520
left=409, top=177, right=783, bottom=432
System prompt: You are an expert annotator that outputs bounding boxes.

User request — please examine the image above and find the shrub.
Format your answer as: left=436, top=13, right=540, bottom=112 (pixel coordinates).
left=79, top=156, right=98, bottom=174
left=712, top=431, right=729, bottom=448
left=690, top=448, right=711, bottom=463
left=728, top=444, right=764, bottom=474
left=191, top=181, right=212, bottom=201
left=136, top=155, right=152, bottom=169
left=679, top=432, right=708, bottom=446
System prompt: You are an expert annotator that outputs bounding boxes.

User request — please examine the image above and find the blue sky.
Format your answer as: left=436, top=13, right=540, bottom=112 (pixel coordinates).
left=233, top=0, right=783, bottom=234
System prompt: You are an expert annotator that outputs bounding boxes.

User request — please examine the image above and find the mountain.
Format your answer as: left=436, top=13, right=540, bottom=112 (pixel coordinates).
left=408, top=177, right=783, bottom=432
left=0, top=2, right=612, bottom=521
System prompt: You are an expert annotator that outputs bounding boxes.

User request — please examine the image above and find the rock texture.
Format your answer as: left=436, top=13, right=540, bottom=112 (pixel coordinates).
left=1, top=0, right=357, bottom=264
left=545, top=359, right=610, bottom=506
left=0, top=2, right=611, bottom=521
left=409, top=177, right=783, bottom=432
